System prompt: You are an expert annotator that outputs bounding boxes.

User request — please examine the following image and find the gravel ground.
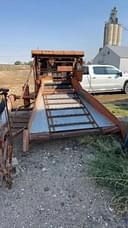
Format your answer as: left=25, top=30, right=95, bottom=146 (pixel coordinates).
left=0, top=136, right=128, bottom=228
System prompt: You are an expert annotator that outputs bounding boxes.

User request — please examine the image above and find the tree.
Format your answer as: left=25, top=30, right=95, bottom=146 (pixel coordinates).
left=14, top=61, right=22, bottom=65
left=23, top=61, right=32, bottom=65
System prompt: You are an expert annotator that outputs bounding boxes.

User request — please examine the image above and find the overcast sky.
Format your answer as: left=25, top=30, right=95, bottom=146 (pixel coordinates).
left=0, top=0, right=128, bottom=63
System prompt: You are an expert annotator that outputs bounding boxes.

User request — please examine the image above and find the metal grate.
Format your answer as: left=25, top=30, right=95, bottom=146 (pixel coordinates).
left=43, top=79, right=100, bottom=133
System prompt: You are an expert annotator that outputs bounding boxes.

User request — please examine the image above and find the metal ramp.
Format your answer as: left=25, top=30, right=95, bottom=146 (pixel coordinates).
left=29, top=77, right=119, bottom=139
left=43, top=88, right=99, bottom=133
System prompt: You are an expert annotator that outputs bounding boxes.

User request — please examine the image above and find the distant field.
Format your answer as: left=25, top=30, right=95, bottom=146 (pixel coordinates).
left=0, top=64, right=30, bottom=71
left=0, top=69, right=34, bottom=95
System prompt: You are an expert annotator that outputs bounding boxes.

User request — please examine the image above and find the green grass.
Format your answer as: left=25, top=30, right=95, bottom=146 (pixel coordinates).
left=79, top=135, right=128, bottom=215
left=104, top=103, right=128, bottom=117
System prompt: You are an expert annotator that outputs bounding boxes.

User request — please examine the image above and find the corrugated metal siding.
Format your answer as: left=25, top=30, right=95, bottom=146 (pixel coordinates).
left=120, top=58, right=128, bottom=72
left=93, top=46, right=120, bottom=69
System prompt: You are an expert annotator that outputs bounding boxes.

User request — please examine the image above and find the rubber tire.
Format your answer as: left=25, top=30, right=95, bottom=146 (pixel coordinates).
left=124, top=82, right=128, bottom=94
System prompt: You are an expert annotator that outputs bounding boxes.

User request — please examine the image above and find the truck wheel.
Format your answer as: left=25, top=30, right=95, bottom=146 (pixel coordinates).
left=124, top=82, right=128, bottom=94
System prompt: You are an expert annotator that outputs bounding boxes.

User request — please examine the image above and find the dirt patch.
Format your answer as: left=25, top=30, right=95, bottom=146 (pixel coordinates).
left=94, top=93, right=128, bottom=104
left=0, top=70, right=34, bottom=96
left=0, top=64, right=29, bottom=71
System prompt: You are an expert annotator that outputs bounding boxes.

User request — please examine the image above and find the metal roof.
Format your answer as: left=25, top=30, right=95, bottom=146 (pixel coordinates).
left=32, top=50, right=84, bottom=57
left=108, top=45, right=128, bottom=58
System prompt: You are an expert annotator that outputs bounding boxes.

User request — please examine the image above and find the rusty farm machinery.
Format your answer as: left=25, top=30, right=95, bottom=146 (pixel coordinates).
left=0, top=50, right=128, bottom=187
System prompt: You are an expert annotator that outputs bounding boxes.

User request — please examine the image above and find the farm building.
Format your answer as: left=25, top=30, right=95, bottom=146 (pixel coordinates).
left=93, top=45, right=128, bottom=73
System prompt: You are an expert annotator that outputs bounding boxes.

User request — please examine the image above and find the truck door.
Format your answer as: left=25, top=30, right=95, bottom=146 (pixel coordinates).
left=81, top=66, right=92, bottom=92
left=103, top=66, right=122, bottom=91
left=91, top=66, right=110, bottom=92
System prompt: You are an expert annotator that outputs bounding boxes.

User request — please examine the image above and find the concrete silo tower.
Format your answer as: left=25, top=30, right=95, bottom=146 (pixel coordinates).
left=103, top=7, right=122, bottom=46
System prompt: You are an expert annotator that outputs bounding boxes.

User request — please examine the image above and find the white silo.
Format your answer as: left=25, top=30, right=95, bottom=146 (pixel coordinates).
left=112, top=24, right=119, bottom=45
left=117, top=24, right=122, bottom=46
left=106, top=23, right=114, bottom=45
left=103, top=7, right=122, bottom=47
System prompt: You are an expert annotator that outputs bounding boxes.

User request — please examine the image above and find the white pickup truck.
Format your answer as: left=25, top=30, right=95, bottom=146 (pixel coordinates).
left=80, top=65, right=128, bottom=94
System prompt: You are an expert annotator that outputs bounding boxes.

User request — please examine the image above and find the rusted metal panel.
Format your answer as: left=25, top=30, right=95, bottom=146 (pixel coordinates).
left=57, top=66, right=73, bottom=72
left=32, top=50, right=84, bottom=57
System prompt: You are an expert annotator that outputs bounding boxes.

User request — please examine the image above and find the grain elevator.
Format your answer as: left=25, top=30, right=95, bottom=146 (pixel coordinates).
left=103, top=7, right=122, bottom=46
